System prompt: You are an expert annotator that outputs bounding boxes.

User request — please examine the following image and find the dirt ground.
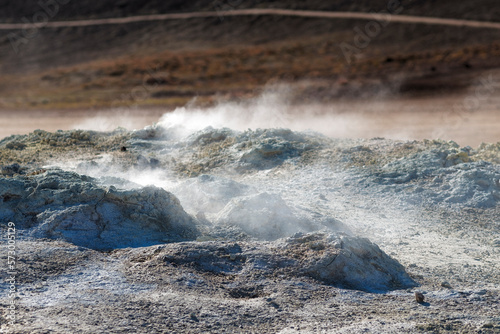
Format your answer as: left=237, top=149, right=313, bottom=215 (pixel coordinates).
left=0, top=126, right=499, bottom=333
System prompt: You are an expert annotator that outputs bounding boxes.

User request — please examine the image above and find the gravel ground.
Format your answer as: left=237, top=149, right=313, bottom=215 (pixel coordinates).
left=0, top=123, right=499, bottom=333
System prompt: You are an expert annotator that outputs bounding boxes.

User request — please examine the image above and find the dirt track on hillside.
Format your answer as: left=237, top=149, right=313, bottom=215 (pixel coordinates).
left=1, top=9, right=500, bottom=30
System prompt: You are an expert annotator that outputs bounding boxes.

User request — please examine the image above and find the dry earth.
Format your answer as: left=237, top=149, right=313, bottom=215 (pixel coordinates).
left=0, top=124, right=499, bottom=333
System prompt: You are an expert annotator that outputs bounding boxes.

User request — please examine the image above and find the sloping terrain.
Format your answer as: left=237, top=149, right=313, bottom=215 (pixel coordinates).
left=1, top=1, right=500, bottom=110
left=2, top=0, right=500, bottom=22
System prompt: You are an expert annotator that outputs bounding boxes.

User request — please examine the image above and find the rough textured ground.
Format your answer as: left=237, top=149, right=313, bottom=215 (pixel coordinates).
left=0, top=122, right=499, bottom=333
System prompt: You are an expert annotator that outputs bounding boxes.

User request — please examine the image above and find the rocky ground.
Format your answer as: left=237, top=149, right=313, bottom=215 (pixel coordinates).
left=0, top=116, right=499, bottom=333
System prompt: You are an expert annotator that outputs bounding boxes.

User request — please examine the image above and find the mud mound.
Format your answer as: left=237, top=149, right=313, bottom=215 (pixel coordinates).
left=368, top=142, right=500, bottom=208
left=136, top=232, right=416, bottom=292
left=235, top=128, right=322, bottom=170
left=429, top=162, right=500, bottom=206
left=287, top=233, right=417, bottom=291
left=374, top=144, right=470, bottom=184
left=0, top=169, right=198, bottom=250
left=154, top=126, right=326, bottom=176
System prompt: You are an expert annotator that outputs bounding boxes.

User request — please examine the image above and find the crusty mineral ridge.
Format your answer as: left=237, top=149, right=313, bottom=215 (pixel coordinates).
left=0, top=169, right=198, bottom=250
left=128, top=232, right=417, bottom=292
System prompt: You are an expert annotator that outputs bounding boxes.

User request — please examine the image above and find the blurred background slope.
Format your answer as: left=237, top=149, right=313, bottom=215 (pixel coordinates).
left=0, top=0, right=499, bottom=144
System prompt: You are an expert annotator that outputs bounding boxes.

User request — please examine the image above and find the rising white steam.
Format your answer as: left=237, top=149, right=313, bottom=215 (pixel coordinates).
left=157, top=90, right=296, bottom=135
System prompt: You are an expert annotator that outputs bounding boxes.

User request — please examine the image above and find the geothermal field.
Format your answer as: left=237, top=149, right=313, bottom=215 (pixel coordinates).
left=1, top=103, right=499, bottom=333
left=1, top=1, right=500, bottom=333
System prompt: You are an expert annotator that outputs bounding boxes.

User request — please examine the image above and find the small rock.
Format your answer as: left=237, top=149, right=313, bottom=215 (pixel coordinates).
left=150, top=158, right=161, bottom=168
left=441, top=281, right=453, bottom=289
left=476, top=289, right=487, bottom=296
left=190, top=313, right=199, bottom=322
left=415, top=292, right=425, bottom=303
left=268, top=301, right=280, bottom=309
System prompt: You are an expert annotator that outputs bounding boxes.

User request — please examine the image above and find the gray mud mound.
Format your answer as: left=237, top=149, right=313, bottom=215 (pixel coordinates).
left=287, top=233, right=417, bottom=292
left=369, top=143, right=500, bottom=208
left=430, top=163, right=500, bottom=207
left=133, top=232, right=416, bottom=292
left=157, top=126, right=325, bottom=176
left=216, top=192, right=308, bottom=240
left=236, top=128, right=319, bottom=170
left=0, top=169, right=198, bottom=250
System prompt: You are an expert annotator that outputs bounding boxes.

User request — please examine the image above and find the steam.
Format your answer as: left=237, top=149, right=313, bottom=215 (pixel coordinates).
left=156, top=90, right=361, bottom=139
left=157, top=90, right=296, bottom=135
left=49, top=154, right=178, bottom=191
left=71, top=109, right=164, bottom=133
left=74, top=113, right=136, bottom=132
left=157, top=84, right=498, bottom=146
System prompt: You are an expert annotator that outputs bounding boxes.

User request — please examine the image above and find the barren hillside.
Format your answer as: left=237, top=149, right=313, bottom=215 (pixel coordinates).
left=0, top=1, right=499, bottom=110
